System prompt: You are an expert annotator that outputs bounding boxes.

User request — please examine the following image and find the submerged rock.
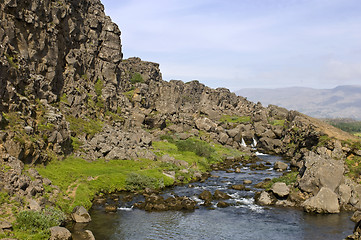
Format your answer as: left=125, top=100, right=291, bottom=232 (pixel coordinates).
left=217, top=201, right=230, bottom=208
left=214, top=190, right=231, bottom=200
left=199, top=190, right=213, bottom=201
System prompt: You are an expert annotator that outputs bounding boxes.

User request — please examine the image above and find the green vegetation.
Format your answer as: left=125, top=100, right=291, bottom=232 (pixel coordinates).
left=123, top=90, right=135, bottom=101
left=35, top=156, right=174, bottom=212
left=176, top=138, right=215, bottom=159
left=345, top=155, right=361, bottom=182
left=5, top=208, right=66, bottom=240
left=265, top=171, right=298, bottom=190
left=159, top=134, right=175, bottom=143
left=94, top=78, right=104, bottom=97
left=270, top=119, right=285, bottom=127
left=70, top=136, right=83, bottom=151
left=325, top=119, right=361, bottom=136
left=220, top=115, right=251, bottom=124
left=317, top=135, right=332, bottom=147
left=105, top=111, right=125, bottom=122
left=130, top=73, right=144, bottom=84
left=125, top=173, right=164, bottom=191
left=66, top=115, right=103, bottom=138
left=5, top=53, right=19, bottom=69
left=153, top=137, right=246, bottom=172
left=0, top=191, right=10, bottom=205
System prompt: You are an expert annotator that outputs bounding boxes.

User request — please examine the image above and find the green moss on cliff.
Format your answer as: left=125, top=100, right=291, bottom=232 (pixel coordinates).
left=220, top=115, right=251, bottom=124
left=130, top=72, right=144, bottom=84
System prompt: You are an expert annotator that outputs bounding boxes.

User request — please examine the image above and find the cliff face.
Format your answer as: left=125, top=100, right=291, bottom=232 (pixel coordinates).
left=1, top=0, right=361, bottom=228
left=0, top=0, right=122, bottom=110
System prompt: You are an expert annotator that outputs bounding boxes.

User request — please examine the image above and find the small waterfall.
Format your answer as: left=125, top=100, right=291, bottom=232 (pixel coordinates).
left=241, top=138, right=247, bottom=147
left=251, top=137, right=257, bottom=148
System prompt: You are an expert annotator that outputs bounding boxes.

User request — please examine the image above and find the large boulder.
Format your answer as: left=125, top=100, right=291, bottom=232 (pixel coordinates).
left=199, top=190, right=213, bottom=201
left=255, top=191, right=274, bottom=206
left=271, top=182, right=290, bottom=198
left=274, top=161, right=288, bottom=171
left=298, top=152, right=344, bottom=195
left=49, top=226, right=72, bottom=240
left=302, top=187, right=340, bottom=214
left=71, top=206, right=92, bottom=223
left=195, top=117, right=217, bottom=132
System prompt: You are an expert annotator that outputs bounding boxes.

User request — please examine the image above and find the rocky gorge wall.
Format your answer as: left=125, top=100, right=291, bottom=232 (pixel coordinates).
left=1, top=0, right=361, bottom=238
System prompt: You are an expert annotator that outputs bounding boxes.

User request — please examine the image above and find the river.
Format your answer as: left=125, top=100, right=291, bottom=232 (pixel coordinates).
left=84, top=154, right=354, bottom=240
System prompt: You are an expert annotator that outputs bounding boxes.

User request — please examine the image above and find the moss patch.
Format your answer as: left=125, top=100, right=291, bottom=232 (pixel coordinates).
left=220, top=115, right=251, bottom=124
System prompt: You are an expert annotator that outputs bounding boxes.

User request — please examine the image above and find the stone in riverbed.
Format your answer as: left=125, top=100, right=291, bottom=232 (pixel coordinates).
left=271, top=182, right=290, bottom=198
left=105, top=204, right=117, bottom=213
left=231, top=184, right=246, bottom=191
left=243, top=180, right=252, bottom=185
left=71, top=206, right=92, bottom=223
left=199, top=190, right=213, bottom=201
left=214, top=190, right=231, bottom=200
left=217, top=201, right=230, bottom=208
left=49, top=226, right=72, bottom=240
left=274, top=161, right=288, bottom=171
left=351, top=211, right=361, bottom=223
left=255, top=191, right=273, bottom=206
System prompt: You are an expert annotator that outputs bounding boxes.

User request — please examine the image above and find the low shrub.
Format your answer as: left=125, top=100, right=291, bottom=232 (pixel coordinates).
left=125, top=172, right=158, bottom=191
left=15, top=208, right=66, bottom=233
left=130, top=73, right=144, bottom=84
left=176, top=138, right=215, bottom=158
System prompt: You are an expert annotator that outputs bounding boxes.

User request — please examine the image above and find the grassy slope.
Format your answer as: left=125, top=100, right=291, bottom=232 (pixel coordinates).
left=35, top=139, right=247, bottom=214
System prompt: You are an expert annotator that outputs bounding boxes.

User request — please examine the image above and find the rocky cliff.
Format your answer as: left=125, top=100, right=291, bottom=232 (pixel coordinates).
left=1, top=0, right=361, bottom=238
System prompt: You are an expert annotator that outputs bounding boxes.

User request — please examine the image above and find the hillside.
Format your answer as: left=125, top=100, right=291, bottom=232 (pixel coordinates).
left=236, top=85, right=361, bottom=120
left=1, top=0, right=361, bottom=239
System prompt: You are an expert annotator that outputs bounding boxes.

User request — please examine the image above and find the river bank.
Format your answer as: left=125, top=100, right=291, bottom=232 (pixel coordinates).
left=77, top=154, right=354, bottom=240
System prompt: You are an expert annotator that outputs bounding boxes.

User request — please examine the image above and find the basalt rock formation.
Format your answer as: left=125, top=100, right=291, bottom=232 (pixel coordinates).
left=1, top=0, right=361, bottom=236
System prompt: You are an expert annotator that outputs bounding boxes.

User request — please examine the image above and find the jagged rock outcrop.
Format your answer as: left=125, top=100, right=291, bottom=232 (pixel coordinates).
left=1, top=1, right=361, bottom=234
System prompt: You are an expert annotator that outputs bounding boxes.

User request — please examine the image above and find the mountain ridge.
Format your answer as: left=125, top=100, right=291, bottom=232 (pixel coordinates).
left=236, top=85, right=361, bottom=120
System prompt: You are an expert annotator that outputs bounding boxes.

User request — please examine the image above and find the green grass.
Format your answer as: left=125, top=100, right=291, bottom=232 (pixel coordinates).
left=220, top=115, right=251, bottom=124
left=265, top=171, right=298, bottom=190
left=326, top=119, right=361, bottom=134
left=153, top=138, right=246, bottom=172
left=35, top=156, right=174, bottom=213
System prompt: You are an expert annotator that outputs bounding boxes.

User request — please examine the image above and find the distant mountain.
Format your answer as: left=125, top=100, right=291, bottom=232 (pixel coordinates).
left=235, top=85, right=361, bottom=120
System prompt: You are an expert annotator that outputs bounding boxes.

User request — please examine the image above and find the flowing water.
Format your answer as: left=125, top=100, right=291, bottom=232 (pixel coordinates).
left=86, top=154, right=354, bottom=240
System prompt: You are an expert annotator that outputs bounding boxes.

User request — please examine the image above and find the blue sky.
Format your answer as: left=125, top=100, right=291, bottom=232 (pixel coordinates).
left=101, top=0, right=361, bottom=91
